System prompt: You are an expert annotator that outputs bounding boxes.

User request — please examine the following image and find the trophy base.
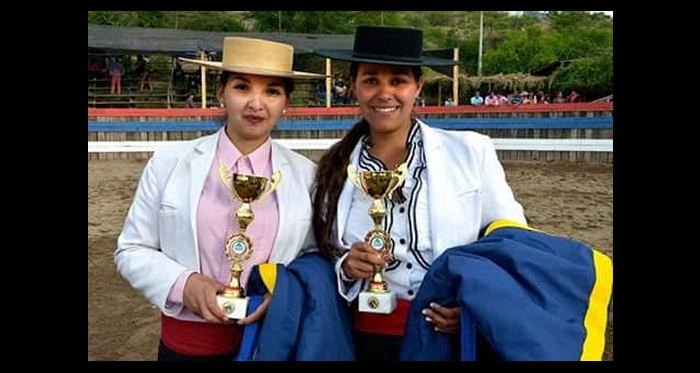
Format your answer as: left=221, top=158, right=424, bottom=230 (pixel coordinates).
left=358, top=290, right=397, bottom=314
left=216, top=295, right=249, bottom=320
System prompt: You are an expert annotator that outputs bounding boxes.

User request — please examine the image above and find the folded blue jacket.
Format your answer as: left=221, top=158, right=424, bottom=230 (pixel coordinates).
left=238, top=252, right=355, bottom=361
left=399, top=220, right=613, bottom=361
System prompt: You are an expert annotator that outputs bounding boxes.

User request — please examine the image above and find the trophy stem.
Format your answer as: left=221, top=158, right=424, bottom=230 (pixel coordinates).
left=223, top=263, right=244, bottom=298
left=235, top=203, right=254, bottom=232
left=217, top=259, right=248, bottom=319
left=369, top=199, right=386, bottom=231
left=368, top=265, right=388, bottom=293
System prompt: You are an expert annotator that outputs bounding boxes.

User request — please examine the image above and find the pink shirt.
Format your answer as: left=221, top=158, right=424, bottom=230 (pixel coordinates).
left=166, top=131, right=279, bottom=321
left=484, top=96, right=499, bottom=106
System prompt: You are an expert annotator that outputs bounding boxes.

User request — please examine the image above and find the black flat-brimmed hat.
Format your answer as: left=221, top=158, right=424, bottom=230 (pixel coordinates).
left=315, top=25, right=457, bottom=67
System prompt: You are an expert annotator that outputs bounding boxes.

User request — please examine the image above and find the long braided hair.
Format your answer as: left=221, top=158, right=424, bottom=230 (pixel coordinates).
left=312, top=63, right=422, bottom=260
left=312, top=118, right=369, bottom=260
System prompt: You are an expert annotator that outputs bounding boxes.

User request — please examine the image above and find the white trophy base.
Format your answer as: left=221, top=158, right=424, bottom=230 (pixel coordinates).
left=358, top=290, right=397, bottom=314
left=216, top=295, right=249, bottom=320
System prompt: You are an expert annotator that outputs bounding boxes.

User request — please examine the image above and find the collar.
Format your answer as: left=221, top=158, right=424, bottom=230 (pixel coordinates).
left=361, top=118, right=421, bottom=151
left=216, top=129, right=272, bottom=175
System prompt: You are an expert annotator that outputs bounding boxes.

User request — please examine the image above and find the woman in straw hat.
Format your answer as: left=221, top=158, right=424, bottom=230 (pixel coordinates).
left=312, top=25, right=528, bottom=360
left=115, top=37, right=325, bottom=361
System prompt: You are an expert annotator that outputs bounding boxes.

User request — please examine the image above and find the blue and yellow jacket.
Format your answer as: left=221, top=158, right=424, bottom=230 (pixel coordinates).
left=399, top=220, right=613, bottom=361
left=237, top=252, right=355, bottom=361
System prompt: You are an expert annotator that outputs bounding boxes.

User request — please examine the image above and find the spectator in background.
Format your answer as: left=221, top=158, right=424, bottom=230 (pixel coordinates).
left=521, top=92, right=537, bottom=105
left=188, top=70, right=201, bottom=93
left=509, top=92, right=525, bottom=105
left=88, top=57, right=102, bottom=81
left=568, top=90, right=580, bottom=103
left=470, top=91, right=484, bottom=106
left=135, top=56, right=146, bottom=81
left=333, top=78, right=348, bottom=105
left=484, top=92, right=499, bottom=106
left=135, top=55, right=155, bottom=92
left=108, top=57, right=125, bottom=95
left=315, top=81, right=327, bottom=105
left=552, top=91, right=566, bottom=103
left=173, top=61, right=185, bottom=83
left=185, top=92, right=195, bottom=108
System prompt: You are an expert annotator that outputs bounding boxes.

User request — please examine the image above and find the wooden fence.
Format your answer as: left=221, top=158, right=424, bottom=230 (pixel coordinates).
left=88, top=103, right=613, bottom=163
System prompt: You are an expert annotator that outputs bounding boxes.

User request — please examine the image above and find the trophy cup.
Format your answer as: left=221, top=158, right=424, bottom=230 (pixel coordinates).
left=347, top=162, right=408, bottom=314
left=216, top=170, right=281, bottom=320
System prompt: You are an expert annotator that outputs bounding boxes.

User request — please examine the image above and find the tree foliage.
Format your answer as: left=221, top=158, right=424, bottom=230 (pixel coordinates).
left=548, top=11, right=613, bottom=31
left=88, top=11, right=169, bottom=28
left=549, top=48, right=612, bottom=100
left=177, top=12, right=246, bottom=32
left=472, top=12, right=612, bottom=98
left=245, top=11, right=354, bottom=33
left=87, top=11, right=613, bottom=98
left=87, top=11, right=246, bottom=31
left=242, top=11, right=407, bottom=33
left=482, top=27, right=560, bottom=75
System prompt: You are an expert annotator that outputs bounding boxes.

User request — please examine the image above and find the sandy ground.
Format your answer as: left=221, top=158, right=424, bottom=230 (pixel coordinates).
left=88, top=158, right=613, bottom=361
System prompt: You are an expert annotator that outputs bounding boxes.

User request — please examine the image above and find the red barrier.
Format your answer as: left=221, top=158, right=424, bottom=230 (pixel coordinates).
left=87, top=102, right=612, bottom=118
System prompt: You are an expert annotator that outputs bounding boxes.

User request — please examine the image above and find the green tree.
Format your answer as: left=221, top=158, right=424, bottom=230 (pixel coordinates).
left=403, top=12, right=431, bottom=28
left=482, top=26, right=559, bottom=75
left=547, top=11, right=612, bottom=31
left=87, top=10, right=613, bottom=98
left=88, top=11, right=169, bottom=28
left=549, top=48, right=613, bottom=99
left=176, top=11, right=245, bottom=32
left=351, top=11, right=405, bottom=28
left=245, top=11, right=355, bottom=33
left=553, top=28, right=613, bottom=60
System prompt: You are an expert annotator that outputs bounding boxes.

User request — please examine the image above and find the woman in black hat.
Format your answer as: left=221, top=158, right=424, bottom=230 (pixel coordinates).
left=312, top=26, right=527, bottom=360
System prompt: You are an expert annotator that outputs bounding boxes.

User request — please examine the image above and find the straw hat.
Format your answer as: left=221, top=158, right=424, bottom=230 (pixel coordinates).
left=179, top=37, right=324, bottom=79
left=315, top=25, right=456, bottom=67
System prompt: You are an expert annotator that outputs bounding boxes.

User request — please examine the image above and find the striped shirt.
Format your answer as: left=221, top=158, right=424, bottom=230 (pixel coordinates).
left=341, top=121, right=433, bottom=301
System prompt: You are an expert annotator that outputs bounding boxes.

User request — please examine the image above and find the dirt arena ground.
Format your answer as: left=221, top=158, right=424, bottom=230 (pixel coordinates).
left=88, top=158, right=613, bottom=361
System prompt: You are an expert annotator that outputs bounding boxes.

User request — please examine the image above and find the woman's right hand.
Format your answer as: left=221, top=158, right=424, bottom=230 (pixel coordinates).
left=182, top=273, right=230, bottom=323
left=341, top=241, right=390, bottom=280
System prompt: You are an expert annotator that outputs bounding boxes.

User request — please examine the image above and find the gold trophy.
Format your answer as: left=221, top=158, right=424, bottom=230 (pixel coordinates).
left=217, top=169, right=281, bottom=320
left=347, top=162, right=408, bottom=314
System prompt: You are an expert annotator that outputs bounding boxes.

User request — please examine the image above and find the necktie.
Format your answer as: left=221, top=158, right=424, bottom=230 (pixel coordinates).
left=235, top=156, right=253, bottom=175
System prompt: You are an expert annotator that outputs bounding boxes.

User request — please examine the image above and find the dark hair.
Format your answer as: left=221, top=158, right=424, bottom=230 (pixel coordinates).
left=312, top=62, right=423, bottom=260
left=312, top=119, right=369, bottom=260
left=218, top=71, right=295, bottom=97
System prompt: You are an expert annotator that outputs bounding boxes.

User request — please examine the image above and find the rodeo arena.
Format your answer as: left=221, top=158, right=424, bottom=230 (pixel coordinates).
left=88, top=24, right=613, bottom=361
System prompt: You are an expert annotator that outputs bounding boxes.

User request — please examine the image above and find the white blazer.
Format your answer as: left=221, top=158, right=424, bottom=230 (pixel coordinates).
left=115, top=129, right=317, bottom=316
left=333, top=119, right=526, bottom=271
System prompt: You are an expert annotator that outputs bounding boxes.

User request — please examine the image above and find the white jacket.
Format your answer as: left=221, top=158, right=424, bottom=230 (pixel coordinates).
left=115, top=130, right=317, bottom=316
left=333, top=119, right=527, bottom=301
